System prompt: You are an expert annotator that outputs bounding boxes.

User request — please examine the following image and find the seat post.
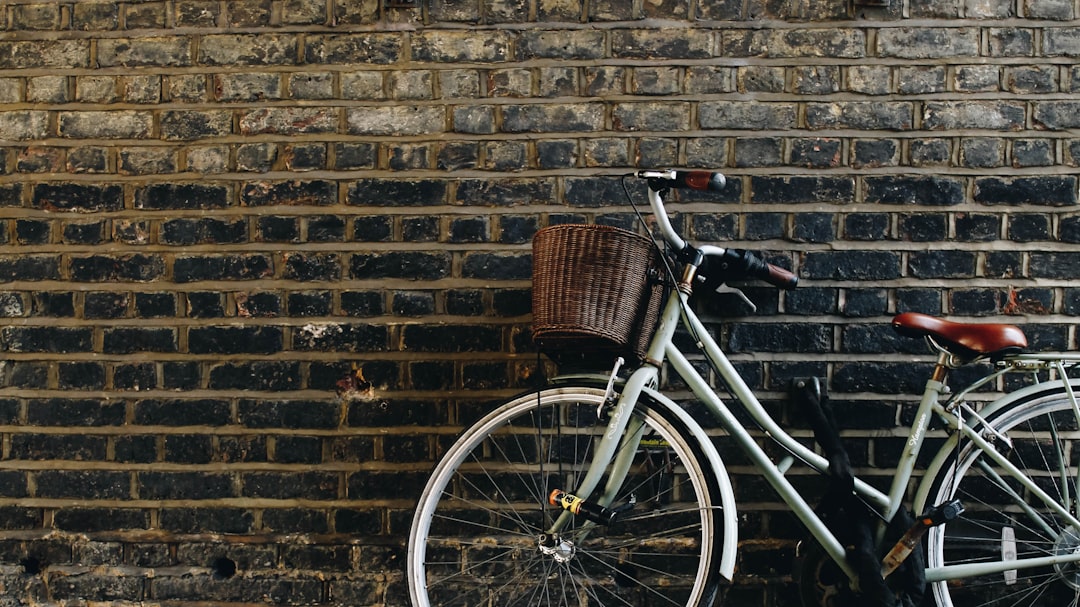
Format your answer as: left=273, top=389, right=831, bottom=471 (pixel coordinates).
left=932, top=350, right=951, bottom=384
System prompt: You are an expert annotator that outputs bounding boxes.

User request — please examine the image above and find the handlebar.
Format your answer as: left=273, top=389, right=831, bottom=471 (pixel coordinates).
left=637, top=170, right=798, bottom=291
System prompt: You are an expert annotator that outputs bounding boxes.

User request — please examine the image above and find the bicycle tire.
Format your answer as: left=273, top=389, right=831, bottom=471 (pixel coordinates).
left=925, top=382, right=1080, bottom=607
left=407, top=386, right=726, bottom=607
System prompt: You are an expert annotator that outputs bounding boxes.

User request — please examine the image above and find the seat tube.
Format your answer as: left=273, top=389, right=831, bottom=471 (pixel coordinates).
left=885, top=367, right=947, bottom=522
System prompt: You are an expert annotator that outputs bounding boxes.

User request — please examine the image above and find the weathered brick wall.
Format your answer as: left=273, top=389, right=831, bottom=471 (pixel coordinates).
left=0, top=0, right=1077, bottom=605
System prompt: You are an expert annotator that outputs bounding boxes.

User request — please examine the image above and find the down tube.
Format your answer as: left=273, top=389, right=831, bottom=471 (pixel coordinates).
left=683, top=309, right=891, bottom=511
left=664, top=344, right=858, bottom=583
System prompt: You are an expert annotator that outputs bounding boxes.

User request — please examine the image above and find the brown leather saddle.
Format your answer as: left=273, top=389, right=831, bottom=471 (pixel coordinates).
left=892, top=312, right=1027, bottom=361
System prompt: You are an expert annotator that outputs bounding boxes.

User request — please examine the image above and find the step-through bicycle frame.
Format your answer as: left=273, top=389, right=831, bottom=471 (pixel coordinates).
left=544, top=181, right=1080, bottom=588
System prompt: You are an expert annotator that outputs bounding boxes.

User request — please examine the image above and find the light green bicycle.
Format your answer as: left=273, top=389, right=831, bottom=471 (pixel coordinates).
left=408, top=170, right=1080, bottom=607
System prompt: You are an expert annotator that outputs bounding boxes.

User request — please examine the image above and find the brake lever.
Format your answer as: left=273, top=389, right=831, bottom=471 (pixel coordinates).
left=702, top=282, right=757, bottom=314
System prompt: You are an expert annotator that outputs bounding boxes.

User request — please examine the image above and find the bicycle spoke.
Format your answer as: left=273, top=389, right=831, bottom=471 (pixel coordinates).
left=410, top=389, right=720, bottom=607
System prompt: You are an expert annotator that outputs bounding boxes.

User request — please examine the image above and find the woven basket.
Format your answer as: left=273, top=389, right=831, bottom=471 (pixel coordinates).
left=532, top=224, right=663, bottom=365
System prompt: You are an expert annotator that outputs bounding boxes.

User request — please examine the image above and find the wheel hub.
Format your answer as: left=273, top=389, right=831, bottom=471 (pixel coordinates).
left=1053, top=526, right=1080, bottom=589
left=538, top=534, right=576, bottom=564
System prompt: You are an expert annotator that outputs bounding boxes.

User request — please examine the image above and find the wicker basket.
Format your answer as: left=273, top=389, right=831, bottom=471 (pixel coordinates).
left=532, top=224, right=663, bottom=365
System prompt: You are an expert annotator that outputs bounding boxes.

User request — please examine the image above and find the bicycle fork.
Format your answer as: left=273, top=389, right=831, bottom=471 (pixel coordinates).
left=545, top=365, right=658, bottom=537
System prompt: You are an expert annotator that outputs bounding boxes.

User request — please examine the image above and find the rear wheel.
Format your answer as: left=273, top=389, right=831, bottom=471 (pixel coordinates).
left=407, top=386, right=725, bottom=607
left=926, top=383, right=1080, bottom=607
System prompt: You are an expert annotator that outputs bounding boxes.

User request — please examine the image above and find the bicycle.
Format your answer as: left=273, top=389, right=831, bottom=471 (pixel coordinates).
left=407, top=169, right=1080, bottom=607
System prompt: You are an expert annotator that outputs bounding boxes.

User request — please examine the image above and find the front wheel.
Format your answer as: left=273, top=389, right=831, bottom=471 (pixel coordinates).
left=925, top=383, right=1080, bottom=607
left=407, top=386, right=725, bottom=607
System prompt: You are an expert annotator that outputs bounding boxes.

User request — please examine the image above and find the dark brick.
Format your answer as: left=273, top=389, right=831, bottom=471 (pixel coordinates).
left=909, top=251, right=976, bottom=279
left=842, top=289, right=888, bottom=318
left=84, top=291, right=129, bottom=318
left=745, top=213, right=785, bottom=240
left=104, top=328, right=177, bottom=355
left=10, top=434, right=108, bottom=461
left=852, top=139, right=899, bottom=168
left=802, top=251, right=902, bottom=281
left=111, top=434, right=157, bottom=464
left=34, top=470, right=129, bottom=499
left=402, top=325, right=502, bottom=352
left=308, top=215, right=345, bottom=241
left=750, top=176, right=855, bottom=203
left=341, top=291, right=384, bottom=317
left=842, top=321, right=920, bottom=354
left=734, top=138, right=782, bottom=167
left=950, top=288, right=1005, bottom=316
left=409, top=361, right=454, bottom=391
left=16, top=219, right=51, bottom=245
left=347, top=179, right=447, bottom=206
left=63, top=221, right=106, bottom=245
left=134, top=398, right=231, bottom=426
left=1, top=362, right=47, bottom=388
left=32, top=183, right=123, bottom=213
left=1009, top=213, right=1051, bottom=241
left=986, top=251, right=1024, bottom=279
left=264, top=509, right=329, bottom=534
left=832, top=362, right=931, bottom=394
left=139, top=471, right=234, bottom=500
left=160, top=508, right=255, bottom=534
left=238, top=399, right=340, bottom=429
left=350, top=216, right=391, bottom=242
left=865, top=176, right=964, bottom=205
left=135, top=183, right=230, bottom=210
left=334, top=142, right=377, bottom=170
left=243, top=471, right=338, bottom=500
left=402, top=216, right=439, bottom=242
left=462, top=252, right=531, bottom=280
left=288, top=291, right=332, bottom=316
left=843, top=213, right=890, bottom=240
left=284, top=253, right=341, bottom=281
left=1031, top=252, right=1080, bottom=279
left=174, top=255, right=273, bottom=282
left=350, top=252, right=450, bottom=280
left=348, top=470, right=425, bottom=500
left=1, top=326, right=93, bottom=353
left=784, top=288, right=837, bottom=315
left=54, top=508, right=149, bottom=533
left=114, top=363, right=157, bottom=391
left=241, top=180, right=336, bottom=206
left=791, top=213, right=835, bottom=243
left=134, top=292, right=176, bottom=317
left=58, top=362, right=106, bottom=390
left=0, top=506, right=42, bottom=530
left=234, top=296, right=282, bottom=320
left=257, top=216, right=300, bottom=242
left=70, top=254, right=165, bottom=282
left=899, top=213, right=948, bottom=242
left=161, top=217, right=248, bottom=245
left=274, top=435, right=323, bottom=464
left=292, top=323, right=387, bottom=352
left=974, top=176, right=1078, bottom=206
left=392, top=291, right=434, bottom=316
left=896, top=289, right=942, bottom=314
left=189, top=326, right=283, bottom=354
left=208, top=361, right=301, bottom=391
left=727, top=323, right=831, bottom=353
left=0, top=255, right=61, bottom=281
left=456, top=178, right=556, bottom=207
left=493, top=289, right=530, bottom=316
left=955, top=213, right=1000, bottom=241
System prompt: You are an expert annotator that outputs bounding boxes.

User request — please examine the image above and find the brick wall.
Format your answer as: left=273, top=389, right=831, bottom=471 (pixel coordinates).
left=0, top=0, right=1077, bottom=605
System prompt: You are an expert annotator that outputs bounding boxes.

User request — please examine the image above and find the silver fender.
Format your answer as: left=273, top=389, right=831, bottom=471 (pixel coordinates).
left=641, top=384, right=739, bottom=581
